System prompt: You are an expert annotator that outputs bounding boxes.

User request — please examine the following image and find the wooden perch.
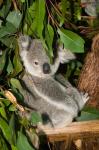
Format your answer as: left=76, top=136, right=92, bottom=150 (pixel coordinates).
left=39, top=120, right=99, bottom=142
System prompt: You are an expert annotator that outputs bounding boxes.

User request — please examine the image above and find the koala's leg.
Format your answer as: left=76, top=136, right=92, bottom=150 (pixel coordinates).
left=52, top=113, right=73, bottom=128
left=38, top=114, right=73, bottom=129
left=40, top=109, right=73, bottom=129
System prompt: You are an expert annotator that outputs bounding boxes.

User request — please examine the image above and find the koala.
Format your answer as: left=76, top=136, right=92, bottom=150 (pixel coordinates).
left=18, top=35, right=89, bottom=128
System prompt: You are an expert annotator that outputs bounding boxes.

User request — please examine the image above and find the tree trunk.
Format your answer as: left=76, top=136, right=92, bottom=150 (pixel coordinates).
left=78, top=34, right=99, bottom=108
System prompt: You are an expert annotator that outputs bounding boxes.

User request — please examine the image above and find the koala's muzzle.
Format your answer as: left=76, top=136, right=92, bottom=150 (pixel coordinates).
left=43, top=63, right=51, bottom=74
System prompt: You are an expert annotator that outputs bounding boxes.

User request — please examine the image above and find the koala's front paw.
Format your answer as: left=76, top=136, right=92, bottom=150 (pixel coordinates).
left=58, top=45, right=75, bottom=64
left=81, top=92, right=89, bottom=103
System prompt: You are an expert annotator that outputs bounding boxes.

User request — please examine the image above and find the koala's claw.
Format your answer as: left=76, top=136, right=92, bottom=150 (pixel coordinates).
left=81, top=92, right=89, bottom=103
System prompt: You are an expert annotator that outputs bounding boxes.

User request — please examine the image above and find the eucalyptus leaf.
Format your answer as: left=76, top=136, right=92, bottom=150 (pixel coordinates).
left=0, top=50, right=6, bottom=71
left=28, top=0, right=45, bottom=38
left=0, top=0, right=11, bottom=18
left=13, top=52, right=23, bottom=76
left=20, top=0, right=25, bottom=3
left=0, top=36, right=16, bottom=48
left=26, top=129, right=39, bottom=149
left=11, top=145, right=18, bottom=150
left=11, top=87, right=24, bottom=103
left=0, top=117, right=12, bottom=144
left=17, top=132, right=35, bottom=150
left=76, top=107, right=99, bottom=121
left=61, top=0, right=69, bottom=16
left=45, top=24, right=54, bottom=57
left=1, top=99, right=11, bottom=107
left=6, top=11, right=22, bottom=29
left=0, top=19, right=3, bottom=27
left=9, top=114, right=16, bottom=145
left=7, top=57, right=13, bottom=75
left=9, top=105, right=17, bottom=112
left=0, top=107, right=7, bottom=120
left=0, top=22, right=17, bottom=39
left=0, top=134, right=8, bottom=150
left=58, top=28, right=85, bottom=53
left=10, top=78, right=23, bottom=92
left=30, top=112, right=42, bottom=125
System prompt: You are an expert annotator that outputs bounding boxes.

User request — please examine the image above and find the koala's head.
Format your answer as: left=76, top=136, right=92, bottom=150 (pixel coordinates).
left=18, top=35, right=52, bottom=78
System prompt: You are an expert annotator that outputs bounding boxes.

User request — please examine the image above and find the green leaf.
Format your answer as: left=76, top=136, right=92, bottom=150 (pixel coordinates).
left=28, top=0, right=45, bottom=38
left=11, top=145, right=18, bottom=150
left=10, top=78, right=23, bottom=92
left=6, top=10, right=22, bottom=29
left=30, top=112, right=42, bottom=125
left=1, top=99, right=11, bottom=107
left=58, top=28, right=85, bottom=53
left=26, top=129, right=39, bottom=148
left=20, top=0, right=25, bottom=3
left=76, top=107, right=99, bottom=121
left=10, top=87, right=24, bottom=103
left=0, top=107, right=7, bottom=120
left=7, top=57, right=13, bottom=75
left=9, top=114, right=16, bottom=144
left=0, top=117, right=12, bottom=144
left=61, top=0, right=69, bottom=16
left=20, top=117, right=30, bottom=128
left=0, top=36, right=16, bottom=48
left=9, top=105, right=17, bottom=112
left=17, top=132, right=35, bottom=150
left=0, top=0, right=11, bottom=18
left=0, top=134, right=8, bottom=150
left=13, top=51, right=23, bottom=76
left=0, top=50, right=6, bottom=71
left=0, top=22, right=17, bottom=39
left=45, top=24, right=54, bottom=57
left=75, top=5, right=81, bottom=20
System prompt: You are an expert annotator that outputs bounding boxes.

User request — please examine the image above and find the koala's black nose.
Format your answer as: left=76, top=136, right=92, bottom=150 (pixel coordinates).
left=43, top=63, right=51, bottom=74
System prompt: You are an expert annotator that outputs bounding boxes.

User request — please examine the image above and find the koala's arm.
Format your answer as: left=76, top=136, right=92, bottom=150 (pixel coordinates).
left=51, top=45, right=75, bottom=75
left=55, top=74, right=72, bottom=88
left=34, top=77, right=89, bottom=113
left=34, top=78, right=84, bottom=113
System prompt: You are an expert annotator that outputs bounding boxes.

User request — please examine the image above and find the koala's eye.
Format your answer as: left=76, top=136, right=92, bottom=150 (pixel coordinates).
left=34, top=61, right=39, bottom=65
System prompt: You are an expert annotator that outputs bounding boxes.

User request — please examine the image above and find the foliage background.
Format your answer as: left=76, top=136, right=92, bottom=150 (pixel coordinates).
left=0, top=0, right=99, bottom=149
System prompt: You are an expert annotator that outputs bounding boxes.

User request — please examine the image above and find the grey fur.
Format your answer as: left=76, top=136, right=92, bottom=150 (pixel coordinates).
left=18, top=35, right=89, bottom=128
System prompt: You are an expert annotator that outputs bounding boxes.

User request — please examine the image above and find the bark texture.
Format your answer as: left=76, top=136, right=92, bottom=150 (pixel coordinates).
left=78, top=34, right=99, bottom=108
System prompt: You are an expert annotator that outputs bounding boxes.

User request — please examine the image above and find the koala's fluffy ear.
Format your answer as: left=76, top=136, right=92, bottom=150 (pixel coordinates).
left=18, top=34, right=31, bottom=51
left=58, top=44, right=76, bottom=63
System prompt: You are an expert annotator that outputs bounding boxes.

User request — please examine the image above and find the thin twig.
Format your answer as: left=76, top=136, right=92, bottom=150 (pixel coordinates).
left=48, top=0, right=63, bottom=18
left=48, top=0, right=77, bottom=30
left=45, top=2, right=55, bottom=25
left=12, top=0, right=18, bottom=11
left=81, top=16, right=96, bottom=20
left=45, top=1, right=59, bottom=28
left=4, top=90, right=25, bottom=112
